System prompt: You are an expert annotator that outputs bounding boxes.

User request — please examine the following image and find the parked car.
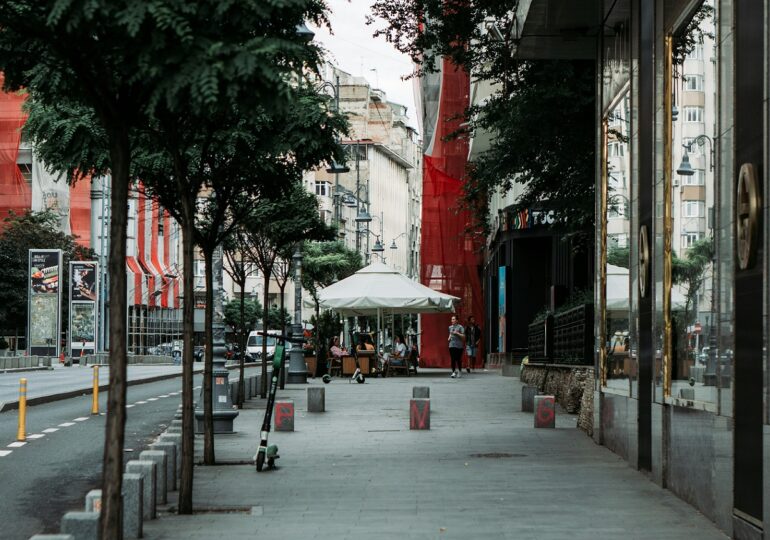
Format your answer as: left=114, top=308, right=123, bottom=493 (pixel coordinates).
left=246, top=330, right=282, bottom=364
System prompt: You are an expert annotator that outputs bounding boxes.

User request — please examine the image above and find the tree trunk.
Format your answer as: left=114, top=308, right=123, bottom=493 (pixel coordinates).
left=203, top=248, right=215, bottom=465
left=178, top=198, right=196, bottom=514
left=237, top=280, right=246, bottom=408
left=260, top=264, right=272, bottom=398
left=99, top=131, right=130, bottom=540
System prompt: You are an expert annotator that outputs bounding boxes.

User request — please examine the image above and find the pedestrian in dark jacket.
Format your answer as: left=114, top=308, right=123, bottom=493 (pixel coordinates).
left=465, top=315, right=482, bottom=373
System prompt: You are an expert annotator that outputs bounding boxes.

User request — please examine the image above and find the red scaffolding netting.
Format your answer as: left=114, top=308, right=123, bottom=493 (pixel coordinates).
left=419, top=60, right=484, bottom=368
left=0, top=75, right=30, bottom=226
left=69, top=175, right=92, bottom=248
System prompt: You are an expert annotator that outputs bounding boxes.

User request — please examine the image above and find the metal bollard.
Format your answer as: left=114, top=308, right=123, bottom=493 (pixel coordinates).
left=17, top=378, right=27, bottom=441
left=91, top=365, right=100, bottom=415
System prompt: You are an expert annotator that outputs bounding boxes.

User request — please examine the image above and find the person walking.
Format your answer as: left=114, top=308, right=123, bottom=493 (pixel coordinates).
left=465, top=315, right=482, bottom=373
left=448, top=315, right=465, bottom=378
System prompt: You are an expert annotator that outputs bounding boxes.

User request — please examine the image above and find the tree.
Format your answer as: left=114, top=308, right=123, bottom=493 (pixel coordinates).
left=672, top=238, right=714, bottom=329
left=223, top=228, right=259, bottom=408
left=301, top=240, right=362, bottom=371
left=244, top=183, right=336, bottom=397
left=0, top=210, right=95, bottom=344
left=370, top=1, right=595, bottom=241
left=2, top=0, right=337, bottom=529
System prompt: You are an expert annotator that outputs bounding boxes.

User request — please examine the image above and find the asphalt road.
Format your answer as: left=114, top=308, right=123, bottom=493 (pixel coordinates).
left=0, top=374, right=203, bottom=539
left=0, top=364, right=196, bottom=406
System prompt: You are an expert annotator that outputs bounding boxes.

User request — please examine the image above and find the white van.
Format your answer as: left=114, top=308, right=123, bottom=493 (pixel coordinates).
left=246, top=330, right=282, bottom=364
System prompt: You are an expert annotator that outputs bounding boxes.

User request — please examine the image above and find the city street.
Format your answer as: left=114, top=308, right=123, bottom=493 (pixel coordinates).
left=0, top=374, right=207, bottom=539
left=0, top=364, right=194, bottom=408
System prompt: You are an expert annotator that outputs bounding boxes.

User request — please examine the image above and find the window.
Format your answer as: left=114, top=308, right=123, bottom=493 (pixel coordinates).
left=608, top=142, right=625, bottom=157
left=683, top=201, right=705, bottom=218
left=609, top=174, right=626, bottom=189
left=609, top=233, right=629, bottom=248
left=17, top=163, right=32, bottom=184
left=684, top=74, right=703, bottom=91
left=687, top=44, right=703, bottom=60
left=683, top=106, right=703, bottom=123
left=681, top=232, right=704, bottom=249
left=608, top=197, right=628, bottom=219
left=682, top=169, right=705, bottom=185
left=314, top=181, right=331, bottom=197
left=194, top=259, right=206, bottom=277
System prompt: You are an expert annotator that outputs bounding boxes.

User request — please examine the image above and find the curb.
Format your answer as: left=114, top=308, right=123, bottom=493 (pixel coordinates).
left=0, top=366, right=53, bottom=375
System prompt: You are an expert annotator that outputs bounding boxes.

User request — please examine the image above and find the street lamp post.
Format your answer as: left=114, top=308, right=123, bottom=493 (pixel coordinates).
left=194, top=242, right=238, bottom=433
left=287, top=244, right=307, bottom=384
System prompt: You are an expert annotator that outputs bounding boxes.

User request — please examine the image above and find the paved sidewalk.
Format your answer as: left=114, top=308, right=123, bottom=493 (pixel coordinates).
left=145, top=370, right=728, bottom=540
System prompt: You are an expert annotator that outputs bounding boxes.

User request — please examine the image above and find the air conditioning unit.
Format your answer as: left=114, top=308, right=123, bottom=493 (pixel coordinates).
left=673, top=178, right=679, bottom=187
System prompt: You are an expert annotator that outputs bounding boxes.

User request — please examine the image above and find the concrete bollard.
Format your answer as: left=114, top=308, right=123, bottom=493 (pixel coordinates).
left=150, top=441, right=177, bottom=491
left=534, top=395, right=556, bottom=428
left=60, top=512, right=100, bottom=540
left=139, top=451, right=167, bottom=505
left=679, top=388, right=695, bottom=400
left=307, top=388, right=325, bottom=412
left=521, top=385, right=538, bottom=412
left=230, top=381, right=239, bottom=404
left=410, top=399, right=430, bottom=430
left=170, top=419, right=182, bottom=429
left=412, top=386, right=430, bottom=399
left=125, top=460, right=157, bottom=519
left=122, top=473, right=143, bottom=539
left=30, top=535, right=75, bottom=540
left=158, top=433, right=182, bottom=479
left=274, top=400, right=294, bottom=431
left=84, top=490, right=101, bottom=513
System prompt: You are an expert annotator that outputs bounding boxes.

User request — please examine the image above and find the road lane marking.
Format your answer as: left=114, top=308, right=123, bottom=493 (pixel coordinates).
left=43, top=428, right=59, bottom=433
left=58, top=422, right=75, bottom=427
left=27, top=434, right=45, bottom=439
left=136, top=401, right=147, bottom=404
left=147, top=398, right=158, bottom=401
left=0, top=450, right=11, bottom=457
left=126, top=404, right=135, bottom=408
left=7, top=442, right=26, bottom=448
left=159, top=395, right=169, bottom=398
left=73, top=417, right=89, bottom=422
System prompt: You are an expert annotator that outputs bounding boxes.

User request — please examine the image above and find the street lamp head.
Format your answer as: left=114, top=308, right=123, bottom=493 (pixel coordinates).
left=676, top=147, right=695, bottom=176
left=355, top=207, right=372, bottom=223
left=372, top=237, right=385, bottom=252
left=389, top=239, right=398, bottom=250
left=295, top=22, right=315, bottom=43
left=326, top=160, right=350, bottom=174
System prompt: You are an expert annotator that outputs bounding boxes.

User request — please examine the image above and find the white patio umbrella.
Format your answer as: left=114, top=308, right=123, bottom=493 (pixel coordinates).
left=318, top=262, right=459, bottom=316
left=606, top=263, right=687, bottom=311
left=317, top=262, right=459, bottom=355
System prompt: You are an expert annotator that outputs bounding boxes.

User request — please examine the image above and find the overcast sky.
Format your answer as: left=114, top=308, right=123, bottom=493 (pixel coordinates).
left=311, top=0, right=419, bottom=133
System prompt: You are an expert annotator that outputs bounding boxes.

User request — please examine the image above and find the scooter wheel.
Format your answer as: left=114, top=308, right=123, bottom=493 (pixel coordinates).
left=322, top=374, right=331, bottom=384
left=357, top=375, right=365, bottom=384
left=256, top=452, right=265, bottom=472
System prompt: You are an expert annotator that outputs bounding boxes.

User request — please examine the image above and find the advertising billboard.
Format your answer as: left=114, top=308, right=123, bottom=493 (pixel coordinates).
left=70, top=261, right=98, bottom=357
left=498, top=266, right=507, bottom=353
left=28, top=249, right=62, bottom=356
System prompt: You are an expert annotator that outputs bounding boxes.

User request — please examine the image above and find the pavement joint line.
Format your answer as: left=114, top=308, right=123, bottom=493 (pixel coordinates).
left=73, top=417, right=89, bottom=421
left=58, top=422, right=75, bottom=427
left=0, top=450, right=11, bottom=457
left=7, top=441, right=25, bottom=448
left=42, top=428, right=59, bottom=433
left=26, top=434, right=45, bottom=439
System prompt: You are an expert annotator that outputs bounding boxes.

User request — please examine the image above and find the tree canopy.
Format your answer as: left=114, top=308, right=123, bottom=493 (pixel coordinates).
left=370, top=1, right=596, bottom=238
left=0, top=210, right=94, bottom=337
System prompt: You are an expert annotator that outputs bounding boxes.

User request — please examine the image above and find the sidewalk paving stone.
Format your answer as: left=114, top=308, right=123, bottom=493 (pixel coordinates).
left=143, top=370, right=728, bottom=540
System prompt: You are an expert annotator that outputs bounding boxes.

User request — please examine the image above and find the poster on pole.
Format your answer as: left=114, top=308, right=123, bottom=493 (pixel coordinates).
left=498, top=266, right=507, bottom=354
left=69, top=261, right=98, bottom=357
left=28, top=249, right=62, bottom=357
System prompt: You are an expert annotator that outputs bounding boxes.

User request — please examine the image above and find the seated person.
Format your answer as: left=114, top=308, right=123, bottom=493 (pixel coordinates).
left=383, top=335, right=407, bottom=372
left=329, top=336, right=347, bottom=358
left=356, top=335, right=375, bottom=355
